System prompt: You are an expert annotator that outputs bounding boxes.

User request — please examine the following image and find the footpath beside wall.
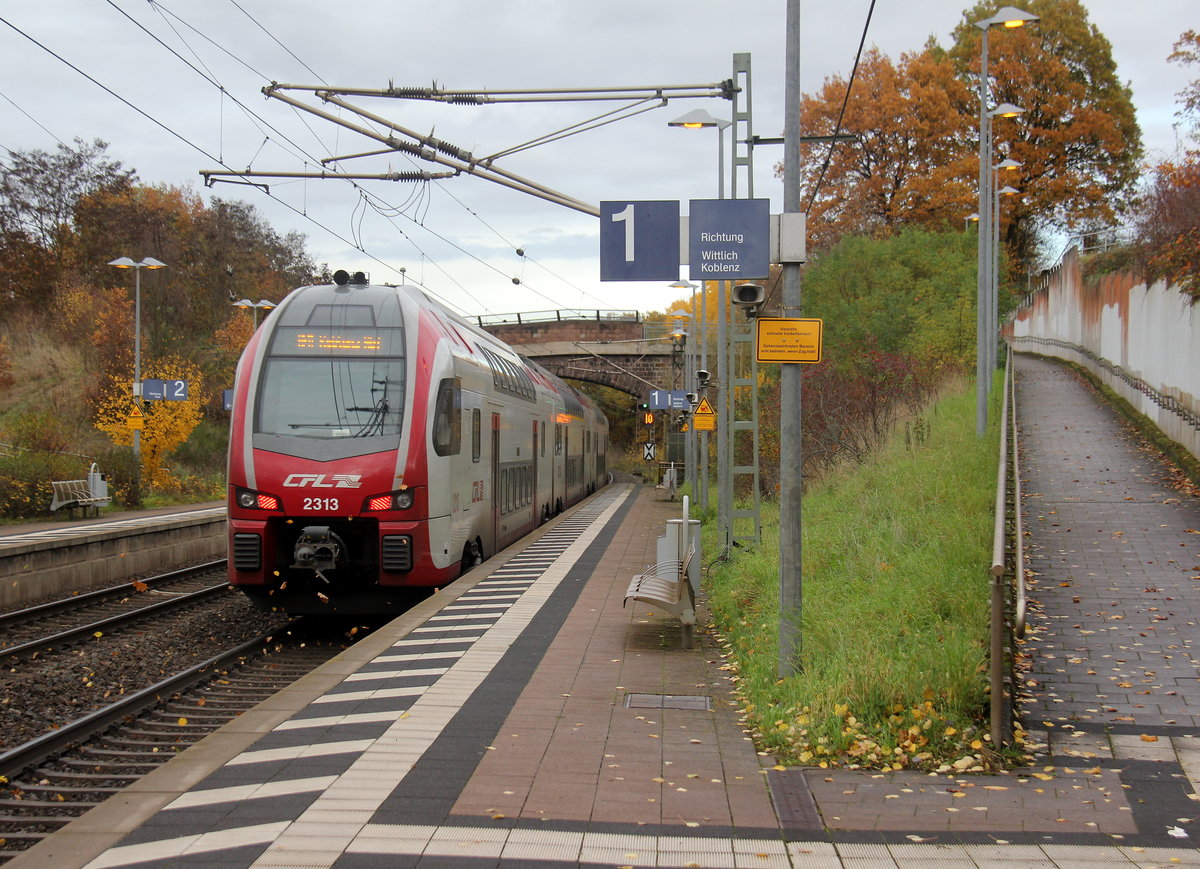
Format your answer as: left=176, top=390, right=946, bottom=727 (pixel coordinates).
left=1007, top=247, right=1200, bottom=461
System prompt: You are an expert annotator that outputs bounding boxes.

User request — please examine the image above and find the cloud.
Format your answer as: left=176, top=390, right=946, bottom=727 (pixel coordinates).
left=2, top=0, right=1193, bottom=315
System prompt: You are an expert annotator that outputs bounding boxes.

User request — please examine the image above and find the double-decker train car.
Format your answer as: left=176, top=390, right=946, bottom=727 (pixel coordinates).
left=227, top=270, right=608, bottom=613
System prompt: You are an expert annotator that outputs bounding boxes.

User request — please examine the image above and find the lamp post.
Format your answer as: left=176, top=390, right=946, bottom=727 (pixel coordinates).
left=108, top=256, right=166, bottom=470
left=670, top=279, right=703, bottom=506
left=233, top=298, right=277, bottom=328
left=975, top=6, right=1037, bottom=436
left=669, top=108, right=733, bottom=534
left=991, top=178, right=1021, bottom=375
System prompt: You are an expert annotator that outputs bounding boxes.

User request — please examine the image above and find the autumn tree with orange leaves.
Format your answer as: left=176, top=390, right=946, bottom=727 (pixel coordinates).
left=793, top=0, right=1141, bottom=275
left=796, top=45, right=977, bottom=251
left=1135, top=30, right=1200, bottom=297
left=0, top=139, right=316, bottom=510
left=949, top=0, right=1142, bottom=270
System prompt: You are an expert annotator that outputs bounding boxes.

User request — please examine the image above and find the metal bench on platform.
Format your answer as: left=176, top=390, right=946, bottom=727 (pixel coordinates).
left=49, top=463, right=111, bottom=515
left=624, top=495, right=701, bottom=648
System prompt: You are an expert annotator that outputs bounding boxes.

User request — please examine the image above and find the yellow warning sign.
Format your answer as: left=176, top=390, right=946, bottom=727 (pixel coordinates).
left=693, top=397, right=716, bottom=432
left=128, top=404, right=145, bottom=430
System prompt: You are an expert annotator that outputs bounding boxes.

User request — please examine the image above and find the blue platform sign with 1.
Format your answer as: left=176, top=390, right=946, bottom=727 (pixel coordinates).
left=689, top=198, right=770, bottom=281
left=599, top=201, right=680, bottom=282
left=648, top=389, right=691, bottom=410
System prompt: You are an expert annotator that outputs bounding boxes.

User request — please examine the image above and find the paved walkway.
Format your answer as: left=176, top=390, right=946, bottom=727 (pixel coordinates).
left=11, top=353, right=1200, bottom=868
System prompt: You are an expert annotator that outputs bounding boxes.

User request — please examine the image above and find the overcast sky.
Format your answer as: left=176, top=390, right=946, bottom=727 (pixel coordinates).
left=1, top=1, right=1192, bottom=318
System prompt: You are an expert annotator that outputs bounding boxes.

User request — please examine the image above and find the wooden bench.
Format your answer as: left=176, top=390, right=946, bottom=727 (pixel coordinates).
left=624, top=542, right=697, bottom=647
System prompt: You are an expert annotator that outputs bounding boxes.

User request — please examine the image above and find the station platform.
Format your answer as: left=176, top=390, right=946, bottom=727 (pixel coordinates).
left=9, top=353, right=1200, bottom=868
left=0, top=503, right=226, bottom=609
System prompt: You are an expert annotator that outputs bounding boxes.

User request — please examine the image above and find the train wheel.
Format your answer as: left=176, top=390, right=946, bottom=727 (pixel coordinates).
left=461, top=537, right=482, bottom=574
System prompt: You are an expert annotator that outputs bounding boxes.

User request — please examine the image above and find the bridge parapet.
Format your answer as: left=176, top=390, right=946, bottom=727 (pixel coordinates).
left=477, top=312, right=679, bottom=396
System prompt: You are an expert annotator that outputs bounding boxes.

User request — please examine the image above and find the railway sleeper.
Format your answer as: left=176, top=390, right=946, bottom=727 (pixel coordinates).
left=0, top=799, right=90, bottom=815
left=110, top=725, right=207, bottom=739
left=52, top=758, right=168, bottom=773
left=4, top=781, right=123, bottom=796
left=125, top=721, right=218, bottom=734
left=154, top=709, right=242, bottom=723
left=201, top=679, right=300, bottom=690
left=172, top=696, right=259, bottom=710
left=0, top=814, right=73, bottom=827
left=75, top=747, right=175, bottom=762
left=95, top=736, right=193, bottom=750
left=29, top=767, right=145, bottom=781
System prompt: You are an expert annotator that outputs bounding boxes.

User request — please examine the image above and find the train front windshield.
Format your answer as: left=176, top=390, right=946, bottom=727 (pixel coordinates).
left=256, top=324, right=406, bottom=440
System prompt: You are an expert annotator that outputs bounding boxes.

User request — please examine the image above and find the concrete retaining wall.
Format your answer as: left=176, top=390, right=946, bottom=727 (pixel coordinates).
left=0, top=509, right=227, bottom=609
left=1008, top=248, right=1200, bottom=461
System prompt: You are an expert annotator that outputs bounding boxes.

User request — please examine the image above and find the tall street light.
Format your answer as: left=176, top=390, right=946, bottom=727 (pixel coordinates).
left=991, top=158, right=1022, bottom=376
left=986, top=110, right=1024, bottom=380
left=108, top=256, right=167, bottom=470
left=670, top=279, right=703, bottom=507
left=670, top=108, right=733, bottom=535
left=975, top=6, right=1037, bottom=436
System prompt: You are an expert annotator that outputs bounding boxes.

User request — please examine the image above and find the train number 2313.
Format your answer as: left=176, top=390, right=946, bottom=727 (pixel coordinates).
left=303, top=497, right=340, bottom=512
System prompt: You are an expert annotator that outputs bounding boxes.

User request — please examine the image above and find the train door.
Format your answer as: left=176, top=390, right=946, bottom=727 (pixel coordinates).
left=491, top=412, right=501, bottom=556
left=531, top=420, right=540, bottom=524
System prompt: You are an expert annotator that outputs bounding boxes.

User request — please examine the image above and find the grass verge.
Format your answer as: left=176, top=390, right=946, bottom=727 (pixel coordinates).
left=703, top=381, right=1028, bottom=771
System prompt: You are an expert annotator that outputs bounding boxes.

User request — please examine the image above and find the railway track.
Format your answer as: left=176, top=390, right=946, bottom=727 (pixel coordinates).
left=0, top=622, right=351, bottom=864
left=0, top=560, right=232, bottom=656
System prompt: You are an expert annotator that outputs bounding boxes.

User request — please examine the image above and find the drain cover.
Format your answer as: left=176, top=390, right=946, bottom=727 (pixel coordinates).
left=624, top=693, right=712, bottom=710
left=767, top=769, right=824, bottom=831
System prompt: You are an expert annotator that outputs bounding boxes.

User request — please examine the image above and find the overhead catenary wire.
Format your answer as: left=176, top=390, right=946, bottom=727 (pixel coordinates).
left=7, top=3, right=601, bottom=318
left=141, top=0, right=624, bottom=315
left=803, top=0, right=877, bottom=214
left=0, top=14, right=430, bottom=305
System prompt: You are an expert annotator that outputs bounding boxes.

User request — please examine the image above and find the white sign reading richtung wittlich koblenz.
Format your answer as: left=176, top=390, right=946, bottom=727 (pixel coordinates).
left=688, top=199, right=770, bottom=282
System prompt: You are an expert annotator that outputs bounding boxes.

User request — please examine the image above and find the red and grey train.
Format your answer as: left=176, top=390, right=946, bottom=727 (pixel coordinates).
left=227, top=270, right=609, bottom=613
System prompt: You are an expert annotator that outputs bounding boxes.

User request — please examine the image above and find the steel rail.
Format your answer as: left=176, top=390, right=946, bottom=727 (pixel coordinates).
left=0, top=574, right=230, bottom=660
left=0, top=630, right=283, bottom=779
left=0, top=559, right=225, bottom=626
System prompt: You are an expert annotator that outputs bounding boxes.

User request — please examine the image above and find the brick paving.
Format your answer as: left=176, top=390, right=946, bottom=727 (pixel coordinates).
left=452, top=489, right=777, bottom=833
left=1016, top=355, right=1200, bottom=734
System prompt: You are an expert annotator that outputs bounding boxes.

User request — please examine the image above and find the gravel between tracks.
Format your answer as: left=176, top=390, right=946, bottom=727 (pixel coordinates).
left=0, top=592, right=291, bottom=751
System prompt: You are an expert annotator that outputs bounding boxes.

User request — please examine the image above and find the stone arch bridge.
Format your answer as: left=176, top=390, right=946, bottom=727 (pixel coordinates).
left=475, top=310, right=684, bottom=398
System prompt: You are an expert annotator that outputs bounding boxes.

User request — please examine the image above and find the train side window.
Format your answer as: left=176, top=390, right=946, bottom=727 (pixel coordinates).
left=472, top=408, right=481, bottom=462
left=432, top=378, right=461, bottom=456
left=555, top=424, right=563, bottom=456
left=540, top=422, right=546, bottom=457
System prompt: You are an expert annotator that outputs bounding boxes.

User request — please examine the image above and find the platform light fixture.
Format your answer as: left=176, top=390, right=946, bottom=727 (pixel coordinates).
left=108, top=256, right=167, bottom=471
left=233, top=298, right=277, bottom=328
left=974, top=7, right=1038, bottom=437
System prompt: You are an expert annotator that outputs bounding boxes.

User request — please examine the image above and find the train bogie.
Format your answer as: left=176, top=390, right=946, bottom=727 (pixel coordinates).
left=227, top=271, right=608, bottom=614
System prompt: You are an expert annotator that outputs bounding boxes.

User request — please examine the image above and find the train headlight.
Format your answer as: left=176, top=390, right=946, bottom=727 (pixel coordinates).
left=365, top=488, right=414, bottom=512
left=235, top=487, right=280, bottom=511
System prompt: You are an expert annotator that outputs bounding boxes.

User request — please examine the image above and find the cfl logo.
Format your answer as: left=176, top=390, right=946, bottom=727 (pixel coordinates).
left=282, top=474, right=363, bottom=489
